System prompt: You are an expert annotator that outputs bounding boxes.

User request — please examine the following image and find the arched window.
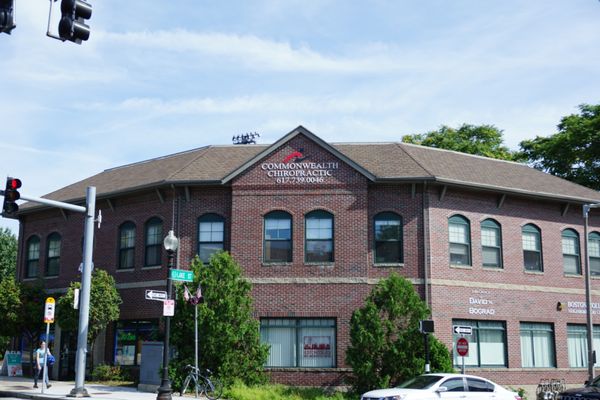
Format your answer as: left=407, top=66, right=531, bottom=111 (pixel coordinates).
left=374, top=212, right=402, bottom=264
left=25, top=235, right=40, bottom=278
left=118, top=222, right=136, bottom=269
left=305, top=210, right=334, bottom=263
left=198, top=214, right=225, bottom=263
left=589, top=232, right=600, bottom=276
left=562, top=229, right=581, bottom=275
left=522, top=224, right=543, bottom=272
left=481, top=219, right=502, bottom=268
left=264, top=211, right=292, bottom=263
left=449, top=215, right=471, bottom=266
left=145, top=217, right=163, bottom=267
left=46, top=233, right=61, bottom=276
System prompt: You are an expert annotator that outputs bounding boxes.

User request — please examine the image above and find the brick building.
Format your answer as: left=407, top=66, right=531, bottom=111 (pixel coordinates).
left=15, top=126, right=600, bottom=387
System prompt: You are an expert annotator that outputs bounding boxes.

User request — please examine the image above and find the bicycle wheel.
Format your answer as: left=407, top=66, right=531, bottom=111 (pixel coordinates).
left=203, top=377, right=223, bottom=400
left=180, top=375, right=192, bottom=396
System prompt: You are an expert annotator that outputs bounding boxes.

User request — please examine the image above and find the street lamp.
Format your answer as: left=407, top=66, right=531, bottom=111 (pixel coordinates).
left=584, top=203, right=600, bottom=383
left=157, top=230, right=179, bottom=400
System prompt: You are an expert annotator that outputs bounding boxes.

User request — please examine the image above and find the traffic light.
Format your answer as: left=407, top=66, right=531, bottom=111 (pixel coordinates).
left=0, top=0, right=16, bottom=34
left=2, top=177, right=21, bottom=218
left=58, top=0, right=91, bottom=44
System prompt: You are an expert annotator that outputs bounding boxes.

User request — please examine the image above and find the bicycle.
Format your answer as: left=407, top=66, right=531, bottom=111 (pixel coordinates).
left=180, top=364, right=223, bottom=400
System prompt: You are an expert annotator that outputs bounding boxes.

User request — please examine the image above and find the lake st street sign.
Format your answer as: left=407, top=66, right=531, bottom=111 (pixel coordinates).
left=170, top=268, right=193, bottom=282
left=453, top=325, right=473, bottom=335
left=145, top=290, right=168, bottom=301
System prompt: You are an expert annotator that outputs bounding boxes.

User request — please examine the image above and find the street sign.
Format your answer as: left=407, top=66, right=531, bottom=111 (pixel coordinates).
left=453, top=325, right=473, bottom=335
left=163, top=299, right=175, bottom=316
left=145, top=289, right=168, bottom=301
left=44, top=297, right=55, bottom=323
left=170, top=268, right=193, bottom=282
left=456, top=337, right=469, bottom=357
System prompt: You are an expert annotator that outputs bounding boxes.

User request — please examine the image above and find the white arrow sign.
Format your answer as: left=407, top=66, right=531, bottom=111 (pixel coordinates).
left=453, top=325, right=473, bottom=335
left=145, top=290, right=168, bottom=301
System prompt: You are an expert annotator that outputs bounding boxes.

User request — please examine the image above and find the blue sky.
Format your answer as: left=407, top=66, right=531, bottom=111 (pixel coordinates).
left=1, top=0, right=600, bottom=233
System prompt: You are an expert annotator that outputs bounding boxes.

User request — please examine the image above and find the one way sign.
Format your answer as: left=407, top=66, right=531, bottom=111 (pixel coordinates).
left=453, top=325, right=473, bottom=335
left=145, top=290, right=168, bottom=301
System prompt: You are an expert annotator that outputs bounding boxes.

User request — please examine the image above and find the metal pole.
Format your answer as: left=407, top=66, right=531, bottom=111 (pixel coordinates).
left=195, top=304, right=198, bottom=398
left=157, top=251, right=174, bottom=400
left=41, top=323, right=50, bottom=394
left=69, top=186, right=96, bottom=397
left=424, top=333, right=430, bottom=373
left=584, top=204, right=595, bottom=383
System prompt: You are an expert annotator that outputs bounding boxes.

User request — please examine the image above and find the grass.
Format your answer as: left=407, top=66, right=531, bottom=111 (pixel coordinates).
left=223, top=381, right=355, bottom=400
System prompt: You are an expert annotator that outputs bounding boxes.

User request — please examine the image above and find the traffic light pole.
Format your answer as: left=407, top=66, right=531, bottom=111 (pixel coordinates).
left=9, top=187, right=96, bottom=397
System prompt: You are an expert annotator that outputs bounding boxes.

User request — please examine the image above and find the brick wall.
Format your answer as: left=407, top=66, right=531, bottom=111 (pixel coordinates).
left=16, top=134, right=600, bottom=388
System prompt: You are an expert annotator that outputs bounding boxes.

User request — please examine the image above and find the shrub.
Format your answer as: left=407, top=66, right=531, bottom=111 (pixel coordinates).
left=92, top=364, right=124, bottom=381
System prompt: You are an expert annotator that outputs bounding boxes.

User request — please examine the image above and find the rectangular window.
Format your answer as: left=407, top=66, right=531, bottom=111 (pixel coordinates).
left=260, top=318, right=336, bottom=368
left=522, top=231, right=542, bottom=271
left=589, top=237, right=600, bottom=276
left=452, top=320, right=507, bottom=367
left=264, top=217, right=292, bottom=262
left=46, top=237, right=61, bottom=276
left=520, top=322, right=555, bottom=368
left=145, top=222, right=162, bottom=267
left=481, top=225, right=502, bottom=268
left=198, top=220, right=224, bottom=263
left=562, top=235, right=581, bottom=275
left=26, top=240, right=40, bottom=278
left=567, top=324, right=600, bottom=368
left=305, top=217, right=333, bottom=263
left=114, top=320, right=159, bottom=366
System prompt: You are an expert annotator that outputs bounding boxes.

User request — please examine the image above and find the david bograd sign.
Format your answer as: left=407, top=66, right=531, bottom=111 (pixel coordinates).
left=261, top=149, right=339, bottom=184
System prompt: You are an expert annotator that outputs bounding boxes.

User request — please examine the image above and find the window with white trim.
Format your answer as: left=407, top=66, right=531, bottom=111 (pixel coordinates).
left=198, top=214, right=225, bottom=263
left=589, top=232, right=600, bottom=276
left=481, top=219, right=502, bottom=268
left=260, top=318, right=336, bottom=368
left=562, top=229, right=581, bottom=275
left=520, top=322, right=555, bottom=368
left=449, top=215, right=471, bottom=266
left=452, top=319, right=506, bottom=367
left=522, top=224, right=543, bottom=272
left=264, top=211, right=292, bottom=263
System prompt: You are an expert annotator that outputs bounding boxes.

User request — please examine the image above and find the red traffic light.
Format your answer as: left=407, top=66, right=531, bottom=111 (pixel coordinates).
left=8, top=178, right=21, bottom=190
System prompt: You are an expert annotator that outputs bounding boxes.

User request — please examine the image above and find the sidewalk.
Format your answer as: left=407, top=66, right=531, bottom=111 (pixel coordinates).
left=0, top=375, right=193, bottom=400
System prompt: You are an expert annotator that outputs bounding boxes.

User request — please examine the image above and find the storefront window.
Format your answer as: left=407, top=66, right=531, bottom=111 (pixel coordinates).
left=520, top=322, right=555, bottom=368
left=114, top=320, right=159, bottom=366
left=452, top=320, right=506, bottom=367
left=260, top=318, right=336, bottom=368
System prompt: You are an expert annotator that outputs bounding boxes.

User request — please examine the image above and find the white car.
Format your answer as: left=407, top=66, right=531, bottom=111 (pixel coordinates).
left=361, top=373, right=521, bottom=400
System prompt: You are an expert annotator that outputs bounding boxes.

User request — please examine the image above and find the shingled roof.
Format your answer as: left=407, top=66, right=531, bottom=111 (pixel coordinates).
left=20, top=126, right=600, bottom=212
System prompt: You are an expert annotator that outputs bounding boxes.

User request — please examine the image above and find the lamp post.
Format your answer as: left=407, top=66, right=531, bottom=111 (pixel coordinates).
left=584, top=203, right=600, bottom=383
left=157, top=230, right=179, bottom=400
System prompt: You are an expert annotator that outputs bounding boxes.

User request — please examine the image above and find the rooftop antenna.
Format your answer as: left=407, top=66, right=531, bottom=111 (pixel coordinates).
left=232, top=132, right=260, bottom=145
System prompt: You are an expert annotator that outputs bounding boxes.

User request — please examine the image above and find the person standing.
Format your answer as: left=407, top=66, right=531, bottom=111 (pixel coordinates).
left=33, top=341, right=52, bottom=389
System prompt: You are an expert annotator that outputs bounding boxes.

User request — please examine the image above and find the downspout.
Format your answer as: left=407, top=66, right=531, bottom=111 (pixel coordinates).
left=422, top=181, right=431, bottom=311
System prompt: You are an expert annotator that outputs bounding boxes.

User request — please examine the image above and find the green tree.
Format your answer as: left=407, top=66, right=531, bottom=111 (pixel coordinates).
left=402, top=124, right=523, bottom=161
left=346, top=273, right=453, bottom=395
left=171, top=252, right=268, bottom=387
left=57, top=269, right=122, bottom=368
left=519, top=104, right=600, bottom=190
left=0, top=227, right=17, bottom=279
left=15, top=280, right=47, bottom=364
left=0, top=276, right=20, bottom=354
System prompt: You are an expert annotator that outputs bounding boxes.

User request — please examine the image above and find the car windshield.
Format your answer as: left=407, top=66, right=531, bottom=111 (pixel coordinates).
left=589, top=376, right=600, bottom=388
left=397, top=375, right=444, bottom=390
